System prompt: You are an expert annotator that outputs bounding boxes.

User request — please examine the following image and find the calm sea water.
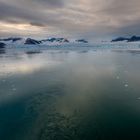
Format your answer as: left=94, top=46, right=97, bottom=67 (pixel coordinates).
left=0, top=48, right=140, bottom=140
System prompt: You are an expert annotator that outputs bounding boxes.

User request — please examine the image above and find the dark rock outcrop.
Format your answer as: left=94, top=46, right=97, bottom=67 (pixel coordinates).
left=128, top=36, right=140, bottom=42
left=46, top=38, right=56, bottom=42
left=112, top=36, right=140, bottom=42
left=0, top=37, right=22, bottom=42
left=75, top=39, right=88, bottom=43
left=56, top=38, right=69, bottom=43
left=111, top=37, right=129, bottom=42
left=24, top=38, right=41, bottom=45
left=0, top=42, right=6, bottom=48
left=12, top=38, right=22, bottom=42
left=42, top=38, right=69, bottom=43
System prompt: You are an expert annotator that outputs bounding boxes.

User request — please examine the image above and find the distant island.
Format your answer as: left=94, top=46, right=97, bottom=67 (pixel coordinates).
left=111, top=36, right=140, bottom=42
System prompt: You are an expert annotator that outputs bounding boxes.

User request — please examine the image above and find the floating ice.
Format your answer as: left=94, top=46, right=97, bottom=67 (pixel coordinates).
left=124, top=84, right=128, bottom=88
left=2, top=79, right=6, bottom=82
left=12, top=88, right=17, bottom=91
left=116, top=76, right=120, bottom=79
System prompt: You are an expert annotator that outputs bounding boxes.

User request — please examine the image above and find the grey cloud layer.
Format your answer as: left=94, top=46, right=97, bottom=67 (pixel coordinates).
left=0, top=0, right=140, bottom=39
left=37, top=0, right=65, bottom=7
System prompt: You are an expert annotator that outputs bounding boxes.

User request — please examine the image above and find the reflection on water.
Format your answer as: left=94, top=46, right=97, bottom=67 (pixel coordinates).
left=0, top=49, right=140, bottom=140
left=0, top=48, right=5, bottom=54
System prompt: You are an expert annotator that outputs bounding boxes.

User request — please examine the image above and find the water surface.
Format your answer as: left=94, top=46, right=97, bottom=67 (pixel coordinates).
left=0, top=48, right=140, bottom=140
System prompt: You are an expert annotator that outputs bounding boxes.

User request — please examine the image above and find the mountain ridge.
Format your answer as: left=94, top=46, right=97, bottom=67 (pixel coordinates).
left=112, top=36, right=140, bottom=42
left=0, top=37, right=88, bottom=46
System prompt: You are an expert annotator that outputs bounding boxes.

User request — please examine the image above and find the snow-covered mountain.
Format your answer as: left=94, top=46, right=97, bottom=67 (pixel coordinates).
left=0, top=37, right=89, bottom=47
left=41, top=38, right=70, bottom=45
left=0, top=38, right=26, bottom=46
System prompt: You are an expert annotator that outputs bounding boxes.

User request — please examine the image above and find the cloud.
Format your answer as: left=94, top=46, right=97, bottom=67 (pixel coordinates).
left=0, top=0, right=140, bottom=39
left=36, top=0, right=65, bottom=7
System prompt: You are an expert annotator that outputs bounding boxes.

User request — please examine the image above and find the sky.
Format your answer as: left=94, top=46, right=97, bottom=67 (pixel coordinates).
left=0, top=0, right=140, bottom=40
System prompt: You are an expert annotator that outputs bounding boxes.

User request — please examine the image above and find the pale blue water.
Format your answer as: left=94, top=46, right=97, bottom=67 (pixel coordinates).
left=0, top=48, right=140, bottom=140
